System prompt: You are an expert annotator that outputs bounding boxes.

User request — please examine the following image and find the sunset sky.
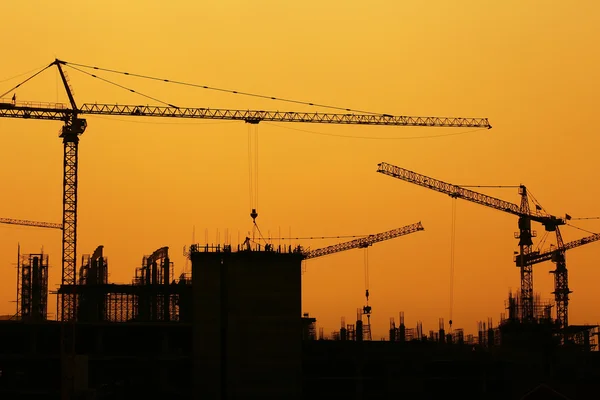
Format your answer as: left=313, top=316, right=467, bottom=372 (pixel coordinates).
left=1, top=1, right=599, bottom=338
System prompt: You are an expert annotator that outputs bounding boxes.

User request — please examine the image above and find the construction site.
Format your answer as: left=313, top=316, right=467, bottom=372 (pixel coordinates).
left=1, top=59, right=600, bottom=399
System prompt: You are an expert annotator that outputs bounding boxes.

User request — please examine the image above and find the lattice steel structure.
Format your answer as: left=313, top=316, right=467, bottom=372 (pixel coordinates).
left=135, top=247, right=178, bottom=322
left=376, top=162, right=567, bottom=321
left=77, top=246, right=108, bottom=322
left=1, top=100, right=492, bottom=129
left=516, top=230, right=600, bottom=331
left=16, top=251, right=49, bottom=321
left=0, top=217, right=61, bottom=229
left=302, top=222, right=424, bottom=259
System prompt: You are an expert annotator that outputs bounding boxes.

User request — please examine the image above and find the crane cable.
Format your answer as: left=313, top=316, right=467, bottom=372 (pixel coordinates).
left=449, top=198, right=457, bottom=331
left=248, top=124, right=260, bottom=242
left=264, top=122, right=487, bottom=141
left=265, top=234, right=369, bottom=240
left=566, top=224, right=599, bottom=235
left=64, top=64, right=177, bottom=107
left=364, top=247, right=370, bottom=305
left=61, top=60, right=384, bottom=115
left=363, top=246, right=372, bottom=340
left=0, top=64, right=53, bottom=99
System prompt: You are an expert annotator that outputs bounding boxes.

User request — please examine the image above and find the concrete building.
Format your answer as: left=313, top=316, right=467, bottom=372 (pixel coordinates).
left=192, top=245, right=304, bottom=399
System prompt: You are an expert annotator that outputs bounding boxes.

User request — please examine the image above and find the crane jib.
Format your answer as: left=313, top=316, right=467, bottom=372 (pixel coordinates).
left=376, top=162, right=565, bottom=228
left=0, top=100, right=492, bottom=128
left=303, top=222, right=424, bottom=260
left=516, top=233, right=600, bottom=267
left=79, top=104, right=491, bottom=127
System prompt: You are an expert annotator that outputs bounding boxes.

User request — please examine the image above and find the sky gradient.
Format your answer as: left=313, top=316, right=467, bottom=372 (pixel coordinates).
left=1, top=1, right=599, bottom=338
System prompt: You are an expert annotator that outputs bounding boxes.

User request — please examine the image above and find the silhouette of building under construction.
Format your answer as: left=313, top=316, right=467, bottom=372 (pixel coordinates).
left=0, top=243, right=600, bottom=399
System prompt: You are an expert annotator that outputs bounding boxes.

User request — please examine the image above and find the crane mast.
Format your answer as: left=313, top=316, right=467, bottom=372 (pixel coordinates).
left=515, top=186, right=535, bottom=323
left=550, top=228, right=569, bottom=333
left=376, top=162, right=566, bottom=321
left=55, top=61, right=87, bottom=323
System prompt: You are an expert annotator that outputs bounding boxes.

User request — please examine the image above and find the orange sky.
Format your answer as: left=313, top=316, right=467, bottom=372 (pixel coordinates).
left=1, top=1, right=599, bottom=339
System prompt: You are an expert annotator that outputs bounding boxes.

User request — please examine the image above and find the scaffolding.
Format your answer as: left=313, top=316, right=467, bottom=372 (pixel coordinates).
left=569, top=325, right=599, bottom=350
left=16, top=250, right=49, bottom=321
left=77, top=246, right=108, bottom=322
left=346, top=323, right=356, bottom=341
left=504, top=290, right=554, bottom=323
left=134, top=247, right=178, bottom=322
left=302, top=313, right=317, bottom=340
left=356, top=308, right=372, bottom=341
left=54, top=245, right=191, bottom=323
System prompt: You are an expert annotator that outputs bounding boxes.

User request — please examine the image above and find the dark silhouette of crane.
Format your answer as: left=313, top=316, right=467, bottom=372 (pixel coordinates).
left=376, top=162, right=568, bottom=322
left=0, top=59, right=491, bottom=322
left=516, top=229, right=600, bottom=332
left=302, top=221, right=425, bottom=340
left=0, top=217, right=62, bottom=230
left=301, top=221, right=424, bottom=259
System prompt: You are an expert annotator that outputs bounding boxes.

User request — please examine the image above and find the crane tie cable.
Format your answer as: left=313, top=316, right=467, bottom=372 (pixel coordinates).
left=263, top=122, right=487, bottom=141
left=269, top=235, right=370, bottom=240
left=0, top=63, right=53, bottom=99
left=566, top=223, right=599, bottom=235
left=64, top=64, right=177, bottom=108
left=61, top=60, right=385, bottom=115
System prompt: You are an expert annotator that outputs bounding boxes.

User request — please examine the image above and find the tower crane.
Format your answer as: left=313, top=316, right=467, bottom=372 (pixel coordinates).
left=302, top=221, right=424, bottom=340
left=0, top=59, right=491, bottom=322
left=516, top=228, right=600, bottom=331
left=376, top=162, right=568, bottom=322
